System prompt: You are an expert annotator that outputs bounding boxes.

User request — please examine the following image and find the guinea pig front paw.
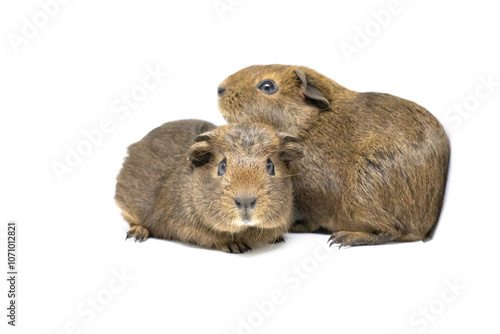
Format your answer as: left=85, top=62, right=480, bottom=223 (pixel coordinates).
left=126, top=225, right=149, bottom=242
left=219, top=241, right=252, bottom=254
left=270, top=236, right=285, bottom=244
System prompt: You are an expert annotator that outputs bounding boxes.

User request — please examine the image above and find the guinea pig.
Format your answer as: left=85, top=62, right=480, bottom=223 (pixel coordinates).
left=217, top=65, right=450, bottom=247
left=115, top=119, right=303, bottom=253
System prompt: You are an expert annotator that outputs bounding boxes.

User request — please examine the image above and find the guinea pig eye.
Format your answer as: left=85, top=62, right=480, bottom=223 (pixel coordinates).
left=257, top=80, right=278, bottom=95
left=218, top=158, right=227, bottom=176
left=266, top=158, right=275, bottom=176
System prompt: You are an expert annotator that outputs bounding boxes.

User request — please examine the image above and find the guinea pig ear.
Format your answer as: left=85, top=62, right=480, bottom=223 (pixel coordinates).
left=277, top=133, right=304, bottom=162
left=294, top=69, right=330, bottom=110
left=188, top=132, right=214, bottom=167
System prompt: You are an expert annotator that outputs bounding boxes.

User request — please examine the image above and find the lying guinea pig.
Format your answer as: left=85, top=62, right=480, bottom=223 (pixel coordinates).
left=115, top=119, right=303, bottom=253
left=217, top=65, right=450, bottom=247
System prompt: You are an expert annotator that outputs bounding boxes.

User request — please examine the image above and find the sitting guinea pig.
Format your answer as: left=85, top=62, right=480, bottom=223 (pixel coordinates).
left=115, top=119, right=303, bottom=253
left=217, top=65, right=450, bottom=247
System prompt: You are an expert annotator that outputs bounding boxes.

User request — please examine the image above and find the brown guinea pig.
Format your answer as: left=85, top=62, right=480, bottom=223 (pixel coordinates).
left=114, top=119, right=303, bottom=253
left=217, top=65, right=450, bottom=247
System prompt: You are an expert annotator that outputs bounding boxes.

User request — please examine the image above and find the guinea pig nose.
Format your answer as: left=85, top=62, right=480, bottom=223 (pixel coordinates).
left=234, top=196, right=257, bottom=210
left=217, top=86, right=226, bottom=97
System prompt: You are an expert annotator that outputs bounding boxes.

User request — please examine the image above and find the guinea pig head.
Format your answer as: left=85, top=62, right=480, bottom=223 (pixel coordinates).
left=187, top=123, right=303, bottom=233
left=217, top=65, right=333, bottom=135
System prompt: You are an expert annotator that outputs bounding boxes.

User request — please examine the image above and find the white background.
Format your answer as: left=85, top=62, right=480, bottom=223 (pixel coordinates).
left=1, top=0, right=499, bottom=333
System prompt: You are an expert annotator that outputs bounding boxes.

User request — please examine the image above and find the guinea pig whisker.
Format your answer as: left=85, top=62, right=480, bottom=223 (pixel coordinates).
left=211, top=210, right=230, bottom=233
left=212, top=220, right=224, bottom=231
left=256, top=223, right=264, bottom=240
left=281, top=216, right=289, bottom=234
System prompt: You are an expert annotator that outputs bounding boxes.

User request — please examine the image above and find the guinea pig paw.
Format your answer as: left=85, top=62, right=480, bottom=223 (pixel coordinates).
left=222, top=241, right=252, bottom=254
left=328, top=232, right=351, bottom=249
left=125, top=225, right=149, bottom=243
left=270, top=236, right=285, bottom=244
left=329, top=231, right=396, bottom=248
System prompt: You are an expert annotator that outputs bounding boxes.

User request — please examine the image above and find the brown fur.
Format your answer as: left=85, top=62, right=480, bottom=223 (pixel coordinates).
left=217, top=65, right=450, bottom=247
left=115, top=119, right=303, bottom=253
